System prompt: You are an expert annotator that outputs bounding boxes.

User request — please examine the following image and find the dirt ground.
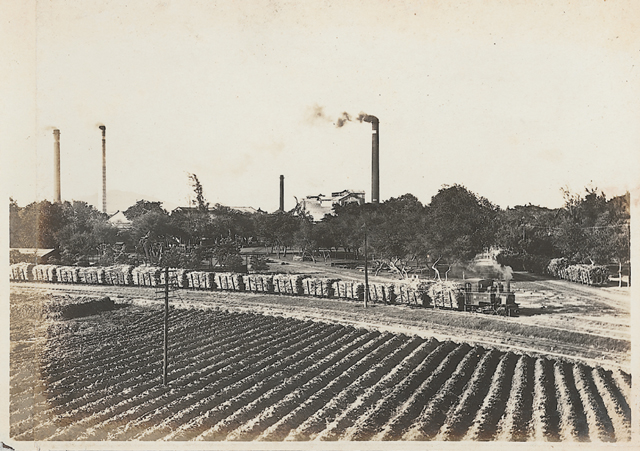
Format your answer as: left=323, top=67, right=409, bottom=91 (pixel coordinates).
left=246, top=257, right=631, bottom=367
left=11, top=262, right=630, bottom=371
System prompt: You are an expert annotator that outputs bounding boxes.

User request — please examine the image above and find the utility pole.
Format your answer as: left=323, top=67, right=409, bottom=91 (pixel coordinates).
left=363, top=227, right=369, bottom=308
left=163, top=267, right=169, bottom=385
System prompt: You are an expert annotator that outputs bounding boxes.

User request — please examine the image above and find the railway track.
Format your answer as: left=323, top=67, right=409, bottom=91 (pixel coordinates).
left=10, top=282, right=630, bottom=370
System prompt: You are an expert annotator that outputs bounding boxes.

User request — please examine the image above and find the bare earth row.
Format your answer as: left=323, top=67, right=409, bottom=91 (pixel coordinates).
left=10, top=293, right=632, bottom=442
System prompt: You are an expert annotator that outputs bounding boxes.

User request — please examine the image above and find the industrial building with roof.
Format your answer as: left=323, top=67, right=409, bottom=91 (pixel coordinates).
left=295, top=189, right=365, bottom=221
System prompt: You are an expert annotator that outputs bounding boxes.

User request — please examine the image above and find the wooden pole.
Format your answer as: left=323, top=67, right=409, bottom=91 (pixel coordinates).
left=364, top=228, right=369, bottom=308
left=163, top=266, right=169, bottom=385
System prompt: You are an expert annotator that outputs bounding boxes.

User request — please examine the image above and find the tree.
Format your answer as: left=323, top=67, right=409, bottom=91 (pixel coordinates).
left=368, top=194, right=425, bottom=278
left=123, top=200, right=166, bottom=220
left=9, top=198, right=22, bottom=248
left=423, top=184, right=498, bottom=263
left=323, top=203, right=369, bottom=257
left=189, top=173, right=209, bottom=212
left=130, top=210, right=179, bottom=264
left=494, top=204, right=560, bottom=272
left=294, top=217, right=319, bottom=262
left=210, top=237, right=241, bottom=268
left=10, top=200, right=66, bottom=249
left=55, top=201, right=118, bottom=265
left=254, top=212, right=300, bottom=257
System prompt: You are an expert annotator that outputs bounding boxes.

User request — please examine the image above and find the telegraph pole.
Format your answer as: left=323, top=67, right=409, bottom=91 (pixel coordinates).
left=363, top=228, right=369, bottom=308
left=163, top=267, right=169, bottom=385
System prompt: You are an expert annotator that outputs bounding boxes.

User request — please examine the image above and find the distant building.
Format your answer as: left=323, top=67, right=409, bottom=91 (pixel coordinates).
left=228, top=206, right=264, bottom=214
left=295, top=189, right=365, bottom=221
left=108, top=211, right=132, bottom=229
left=10, top=248, right=59, bottom=264
left=173, top=205, right=264, bottom=215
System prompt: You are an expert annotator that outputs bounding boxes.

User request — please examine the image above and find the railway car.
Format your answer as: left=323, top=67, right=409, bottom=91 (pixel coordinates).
left=462, top=278, right=519, bottom=316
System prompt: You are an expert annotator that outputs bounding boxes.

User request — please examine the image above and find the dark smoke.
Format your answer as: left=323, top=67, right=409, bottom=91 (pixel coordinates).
left=357, top=113, right=378, bottom=124
left=307, top=105, right=377, bottom=128
left=336, top=112, right=351, bottom=128
left=336, top=111, right=377, bottom=128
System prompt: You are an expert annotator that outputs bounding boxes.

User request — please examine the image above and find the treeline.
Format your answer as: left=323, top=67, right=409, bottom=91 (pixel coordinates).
left=9, top=184, right=630, bottom=278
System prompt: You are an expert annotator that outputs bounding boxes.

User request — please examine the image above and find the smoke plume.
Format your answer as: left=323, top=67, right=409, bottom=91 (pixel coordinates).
left=336, top=112, right=351, bottom=127
left=307, top=105, right=376, bottom=128
left=357, top=113, right=378, bottom=124
left=466, top=260, right=513, bottom=281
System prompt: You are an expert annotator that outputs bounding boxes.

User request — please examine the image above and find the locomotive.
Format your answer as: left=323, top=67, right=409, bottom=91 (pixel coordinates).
left=461, top=278, right=519, bottom=316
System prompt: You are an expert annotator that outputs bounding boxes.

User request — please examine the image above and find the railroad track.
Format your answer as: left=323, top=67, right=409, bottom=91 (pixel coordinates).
left=10, top=282, right=630, bottom=371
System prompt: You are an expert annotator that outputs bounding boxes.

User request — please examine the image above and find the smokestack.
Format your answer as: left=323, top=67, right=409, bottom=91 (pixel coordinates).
left=362, top=115, right=379, bottom=203
left=279, top=175, right=285, bottom=211
left=53, top=129, right=61, bottom=203
left=99, top=125, right=107, bottom=213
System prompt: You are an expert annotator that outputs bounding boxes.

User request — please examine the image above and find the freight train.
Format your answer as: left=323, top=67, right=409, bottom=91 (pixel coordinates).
left=10, top=263, right=519, bottom=317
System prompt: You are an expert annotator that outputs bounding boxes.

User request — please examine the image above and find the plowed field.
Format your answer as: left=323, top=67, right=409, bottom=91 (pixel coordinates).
left=10, top=289, right=631, bottom=442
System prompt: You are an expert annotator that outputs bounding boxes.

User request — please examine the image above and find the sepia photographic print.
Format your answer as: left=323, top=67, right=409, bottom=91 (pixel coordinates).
left=2, top=0, right=638, bottom=449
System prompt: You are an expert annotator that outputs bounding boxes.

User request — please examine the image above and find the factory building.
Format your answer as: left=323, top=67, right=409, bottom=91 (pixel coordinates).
left=295, top=189, right=365, bottom=221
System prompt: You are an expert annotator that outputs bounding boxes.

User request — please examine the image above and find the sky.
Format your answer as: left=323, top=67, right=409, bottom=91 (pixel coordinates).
left=2, top=0, right=639, bottom=214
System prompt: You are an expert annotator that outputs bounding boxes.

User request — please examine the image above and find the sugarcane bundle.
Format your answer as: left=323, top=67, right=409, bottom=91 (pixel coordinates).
left=57, top=266, right=80, bottom=283
left=332, top=280, right=364, bottom=301
left=158, top=268, right=189, bottom=288
left=186, top=271, right=216, bottom=290
left=273, top=274, right=307, bottom=295
left=31, top=265, right=46, bottom=281
left=10, top=263, right=34, bottom=281
left=562, top=264, right=609, bottom=286
left=586, top=264, right=610, bottom=286
left=301, top=277, right=338, bottom=297
left=32, top=265, right=59, bottom=282
left=9, top=264, right=18, bottom=281
left=103, top=265, right=134, bottom=285
left=131, top=266, right=162, bottom=286
left=77, top=266, right=105, bottom=284
left=563, top=265, right=579, bottom=283
left=215, top=272, right=245, bottom=291
left=394, top=279, right=435, bottom=306
left=243, top=274, right=274, bottom=293
left=365, top=282, right=395, bottom=303
left=428, top=281, right=465, bottom=310
left=547, top=258, right=569, bottom=278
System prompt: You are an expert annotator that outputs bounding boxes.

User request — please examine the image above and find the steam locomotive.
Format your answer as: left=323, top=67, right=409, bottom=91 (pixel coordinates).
left=461, top=278, right=519, bottom=316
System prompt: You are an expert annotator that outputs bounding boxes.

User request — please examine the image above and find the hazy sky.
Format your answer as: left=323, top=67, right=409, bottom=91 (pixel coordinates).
left=3, top=0, right=639, bottom=213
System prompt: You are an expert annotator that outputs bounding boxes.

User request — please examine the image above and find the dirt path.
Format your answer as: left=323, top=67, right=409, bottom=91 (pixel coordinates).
left=11, top=282, right=630, bottom=371
left=512, top=272, right=630, bottom=312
